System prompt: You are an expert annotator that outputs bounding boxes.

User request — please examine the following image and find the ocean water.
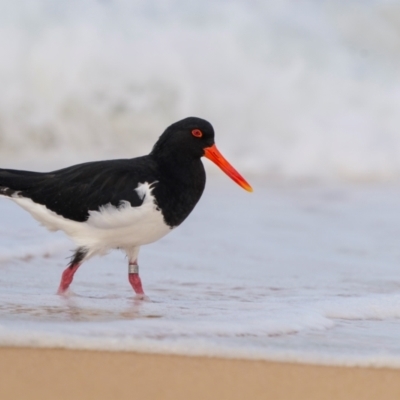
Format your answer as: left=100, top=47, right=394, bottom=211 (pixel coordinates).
left=2, top=180, right=400, bottom=367
left=1, top=0, right=400, bottom=179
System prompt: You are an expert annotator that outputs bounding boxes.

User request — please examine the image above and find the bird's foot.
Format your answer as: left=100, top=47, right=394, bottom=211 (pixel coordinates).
left=57, top=287, right=69, bottom=296
left=134, top=293, right=150, bottom=301
left=57, top=287, right=76, bottom=296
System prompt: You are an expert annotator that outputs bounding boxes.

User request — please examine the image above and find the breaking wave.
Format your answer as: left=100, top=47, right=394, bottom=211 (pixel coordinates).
left=1, top=0, right=400, bottom=180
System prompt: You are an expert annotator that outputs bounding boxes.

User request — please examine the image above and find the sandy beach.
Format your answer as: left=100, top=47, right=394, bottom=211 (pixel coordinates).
left=0, top=348, right=399, bottom=400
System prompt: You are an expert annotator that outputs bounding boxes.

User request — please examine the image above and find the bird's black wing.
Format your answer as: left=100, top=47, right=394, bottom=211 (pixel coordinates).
left=0, top=156, right=159, bottom=222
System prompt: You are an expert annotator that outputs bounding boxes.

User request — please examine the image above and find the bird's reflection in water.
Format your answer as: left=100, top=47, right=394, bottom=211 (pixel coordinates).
left=57, top=294, right=145, bottom=322
left=57, top=293, right=162, bottom=322
left=0, top=292, right=164, bottom=322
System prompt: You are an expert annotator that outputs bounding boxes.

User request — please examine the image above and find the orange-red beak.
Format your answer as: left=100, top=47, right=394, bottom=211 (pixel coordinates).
left=204, top=144, right=253, bottom=192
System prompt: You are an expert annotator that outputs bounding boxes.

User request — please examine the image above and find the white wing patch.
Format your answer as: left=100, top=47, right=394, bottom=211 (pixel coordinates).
left=88, top=182, right=158, bottom=229
left=8, top=182, right=171, bottom=257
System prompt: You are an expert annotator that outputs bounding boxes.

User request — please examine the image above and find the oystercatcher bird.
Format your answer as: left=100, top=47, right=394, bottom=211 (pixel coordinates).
left=0, top=117, right=252, bottom=297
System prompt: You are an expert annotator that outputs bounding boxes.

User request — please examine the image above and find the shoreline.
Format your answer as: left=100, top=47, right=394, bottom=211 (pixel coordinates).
left=1, top=347, right=400, bottom=400
left=3, top=341, right=400, bottom=370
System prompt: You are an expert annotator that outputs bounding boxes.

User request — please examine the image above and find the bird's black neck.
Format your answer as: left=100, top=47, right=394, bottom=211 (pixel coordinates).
left=151, top=154, right=206, bottom=228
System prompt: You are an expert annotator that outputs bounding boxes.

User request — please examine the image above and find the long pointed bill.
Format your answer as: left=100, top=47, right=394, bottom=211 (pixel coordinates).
left=204, top=144, right=253, bottom=192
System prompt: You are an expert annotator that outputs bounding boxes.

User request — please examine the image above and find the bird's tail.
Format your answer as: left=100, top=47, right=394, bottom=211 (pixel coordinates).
left=0, top=168, right=45, bottom=197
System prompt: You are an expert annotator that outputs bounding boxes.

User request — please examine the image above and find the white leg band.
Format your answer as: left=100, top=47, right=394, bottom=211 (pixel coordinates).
left=128, top=263, right=139, bottom=274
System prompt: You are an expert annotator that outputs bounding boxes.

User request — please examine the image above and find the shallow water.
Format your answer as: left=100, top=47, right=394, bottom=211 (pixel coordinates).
left=2, top=180, right=400, bottom=367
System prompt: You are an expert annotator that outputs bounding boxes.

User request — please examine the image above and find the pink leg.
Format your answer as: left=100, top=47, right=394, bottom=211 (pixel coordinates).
left=57, top=263, right=81, bottom=294
left=128, top=261, right=145, bottom=297
left=57, top=248, right=86, bottom=295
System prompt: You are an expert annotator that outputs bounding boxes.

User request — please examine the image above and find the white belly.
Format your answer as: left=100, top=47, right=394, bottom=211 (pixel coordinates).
left=11, top=182, right=171, bottom=256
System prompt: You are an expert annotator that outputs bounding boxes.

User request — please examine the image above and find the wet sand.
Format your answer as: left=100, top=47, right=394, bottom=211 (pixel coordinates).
left=1, top=347, right=400, bottom=400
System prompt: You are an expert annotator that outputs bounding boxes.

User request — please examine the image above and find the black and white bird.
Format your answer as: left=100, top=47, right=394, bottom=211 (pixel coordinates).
left=0, top=117, right=252, bottom=297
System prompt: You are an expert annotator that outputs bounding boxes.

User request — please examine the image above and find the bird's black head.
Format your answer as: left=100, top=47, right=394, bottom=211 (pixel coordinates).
left=151, top=117, right=215, bottom=161
left=151, top=116, right=253, bottom=192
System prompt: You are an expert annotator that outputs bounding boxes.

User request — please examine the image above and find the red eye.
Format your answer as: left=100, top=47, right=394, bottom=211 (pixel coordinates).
left=192, top=129, right=203, bottom=138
